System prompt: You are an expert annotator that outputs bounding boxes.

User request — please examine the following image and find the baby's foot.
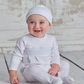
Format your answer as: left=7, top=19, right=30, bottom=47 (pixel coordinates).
left=62, top=76, right=74, bottom=84
left=52, top=77, right=63, bottom=84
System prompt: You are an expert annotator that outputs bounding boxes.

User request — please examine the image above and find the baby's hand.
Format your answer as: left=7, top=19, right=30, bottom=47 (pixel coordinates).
left=48, top=63, right=59, bottom=76
left=48, top=67, right=58, bottom=76
left=9, top=74, right=20, bottom=84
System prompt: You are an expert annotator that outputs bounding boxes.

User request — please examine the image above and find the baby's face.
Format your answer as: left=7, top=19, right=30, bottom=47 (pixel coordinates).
left=27, top=14, right=51, bottom=38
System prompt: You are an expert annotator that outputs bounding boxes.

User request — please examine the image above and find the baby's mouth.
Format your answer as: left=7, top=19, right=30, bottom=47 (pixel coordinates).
left=34, top=29, right=41, bottom=33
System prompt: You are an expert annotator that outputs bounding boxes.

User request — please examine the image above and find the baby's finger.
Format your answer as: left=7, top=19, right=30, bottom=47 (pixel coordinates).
left=48, top=69, right=52, bottom=73
left=17, top=77, right=20, bottom=83
left=15, top=79, right=19, bottom=84
left=49, top=71, right=54, bottom=76
left=51, top=72, right=55, bottom=76
left=55, top=73, right=58, bottom=76
left=11, top=81, right=14, bottom=84
left=11, top=80, right=15, bottom=84
left=48, top=71, right=52, bottom=75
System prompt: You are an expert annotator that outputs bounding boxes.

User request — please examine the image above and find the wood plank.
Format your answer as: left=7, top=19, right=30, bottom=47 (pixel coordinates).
left=0, top=54, right=10, bottom=83
left=58, top=44, right=84, bottom=52
left=0, top=29, right=28, bottom=42
left=61, top=57, right=84, bottom=84
left=60, top=51, right=84, bottom=69
left=48, top=28, right=84, bottom=41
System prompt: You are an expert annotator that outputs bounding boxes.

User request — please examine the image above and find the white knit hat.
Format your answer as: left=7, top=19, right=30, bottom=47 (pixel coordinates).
left=26, top=5, right=52, bottom=24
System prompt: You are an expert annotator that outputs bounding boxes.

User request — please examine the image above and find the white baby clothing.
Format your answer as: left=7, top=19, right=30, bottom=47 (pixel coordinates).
left=9, top=33, right=60, bottom=71
left=9, top=33, right=72, bottom=84
left=26, top=5, right=52, bottom=24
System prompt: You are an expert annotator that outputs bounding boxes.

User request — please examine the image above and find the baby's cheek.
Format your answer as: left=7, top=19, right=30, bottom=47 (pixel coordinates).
left=28, top=25, right=32, bottom=29
left=42, top=27, right=48, bottom=32
left=28, top=25, right=33, bottom=31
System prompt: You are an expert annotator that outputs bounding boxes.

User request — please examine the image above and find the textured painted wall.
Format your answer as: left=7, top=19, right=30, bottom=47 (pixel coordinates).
left=0, top=0, right=84, bottom=54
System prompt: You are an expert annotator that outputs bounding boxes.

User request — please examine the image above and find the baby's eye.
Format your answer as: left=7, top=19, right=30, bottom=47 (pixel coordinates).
left=30, top=21, right=34, bottom=24
left=40, top=22, right=44, bottom=24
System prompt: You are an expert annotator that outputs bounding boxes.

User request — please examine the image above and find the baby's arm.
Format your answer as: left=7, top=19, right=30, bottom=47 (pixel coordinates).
left=9, top=54, right=22, bottom=84
left=9, top=37, right=25, bottom=84
left=9, top=70, right=20, bottom=84
left=48, top=63, right=59, bottom=76
left=49, top=37, right=60, bottom=76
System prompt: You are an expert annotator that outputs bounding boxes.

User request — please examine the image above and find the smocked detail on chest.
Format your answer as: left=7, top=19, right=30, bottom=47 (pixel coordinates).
left=24, top=47, right=51, bottom=55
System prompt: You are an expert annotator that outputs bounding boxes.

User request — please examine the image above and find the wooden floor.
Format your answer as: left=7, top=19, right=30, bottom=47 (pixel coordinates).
left=0, top=51, right=84, bottom=84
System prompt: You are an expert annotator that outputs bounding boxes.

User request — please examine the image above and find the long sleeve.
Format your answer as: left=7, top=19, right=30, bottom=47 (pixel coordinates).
left=50, top=37, right=60, bottom=65
left=9, top=37, right=25, bottom=70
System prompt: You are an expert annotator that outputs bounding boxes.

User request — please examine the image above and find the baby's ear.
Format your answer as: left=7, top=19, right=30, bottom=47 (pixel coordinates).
left=48, top=23, right=51, bottom=29
left=49, top=23, right=51, bottom=26
left=26, top=20, right=28, bottom=24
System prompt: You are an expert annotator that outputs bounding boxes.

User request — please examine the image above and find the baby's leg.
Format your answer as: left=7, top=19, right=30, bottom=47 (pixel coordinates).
left=58, top=60, right=70, bottom=77
left=58, top=60, right=74, bottom=84
left=22, top=64, right=62, bottom=84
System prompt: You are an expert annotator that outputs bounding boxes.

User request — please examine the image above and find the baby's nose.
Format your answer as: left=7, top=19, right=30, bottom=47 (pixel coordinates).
left=34, top=24, right=39, bottom=29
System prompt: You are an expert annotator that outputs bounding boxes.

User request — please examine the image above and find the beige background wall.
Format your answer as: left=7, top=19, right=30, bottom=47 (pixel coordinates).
left=0, top=0, right=84, bottom=54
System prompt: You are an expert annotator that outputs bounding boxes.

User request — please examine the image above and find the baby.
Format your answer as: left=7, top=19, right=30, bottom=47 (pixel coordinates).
left=9, top=5, right=74, bottom=84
